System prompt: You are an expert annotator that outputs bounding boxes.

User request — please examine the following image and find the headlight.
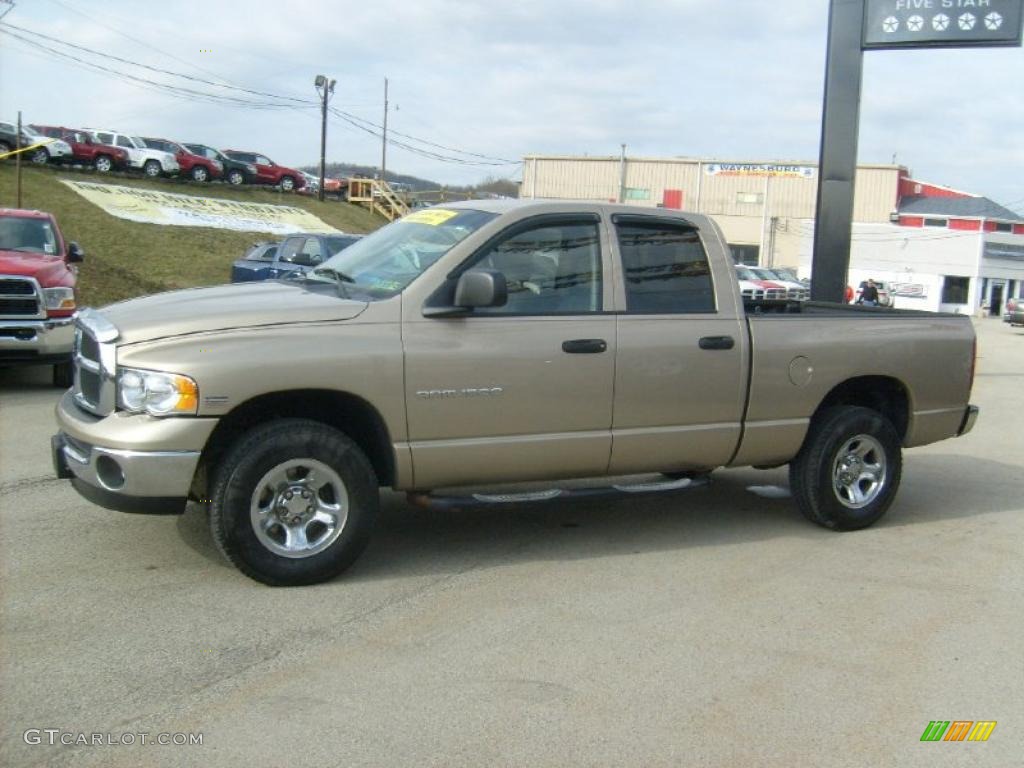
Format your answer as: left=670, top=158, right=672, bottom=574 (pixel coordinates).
left=42, top=286, right=76, bottom=311
left=117, top=367, right=198, bottom=416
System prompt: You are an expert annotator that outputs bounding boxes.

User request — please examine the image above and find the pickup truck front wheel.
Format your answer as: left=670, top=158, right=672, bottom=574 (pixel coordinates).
left=789, top=406, right=902, bottom=531
left=209, top=419, right=378, bottom=586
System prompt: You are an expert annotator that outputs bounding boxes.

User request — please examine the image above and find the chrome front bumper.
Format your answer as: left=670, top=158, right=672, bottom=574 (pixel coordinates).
left=0, top=317, right=74, bottom=359
left=53, top=431, right=200, bottom=514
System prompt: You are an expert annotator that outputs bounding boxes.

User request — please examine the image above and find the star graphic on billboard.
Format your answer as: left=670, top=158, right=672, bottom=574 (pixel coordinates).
left=882, top=15, right=899, bottom=33
left=907, top=15, right=924, bottom=32
left=932, top=14, right=950, bottom=32
left=984, top=12, right=1003, bottom=31
left=958, top=13, right=977, bottom=31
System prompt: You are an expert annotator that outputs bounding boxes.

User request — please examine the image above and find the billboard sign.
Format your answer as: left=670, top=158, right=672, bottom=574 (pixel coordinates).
left=704, top=163, right=816, bottom=179
left=863, top=0, right=1024, bottom=49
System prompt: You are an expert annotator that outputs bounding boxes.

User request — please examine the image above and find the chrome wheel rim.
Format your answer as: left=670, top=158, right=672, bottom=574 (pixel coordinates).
left=194, top=168, right=207, bottom=181
left=96, top=157, right=112, bottom=172
left=281, top=178, right=294, bottom=191
left=145, top=163, right=159, bottom=176
left=249, top=459, right=348, bottom=558
left=832, top=434, right=887, bottom=509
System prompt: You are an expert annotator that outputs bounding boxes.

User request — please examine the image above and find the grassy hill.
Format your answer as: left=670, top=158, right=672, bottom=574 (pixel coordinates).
left=0, top=165, right=385, bottom=307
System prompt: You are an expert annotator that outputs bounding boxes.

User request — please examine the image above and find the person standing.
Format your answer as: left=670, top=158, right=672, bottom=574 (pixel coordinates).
left=858, top=279, right=880, bottom=306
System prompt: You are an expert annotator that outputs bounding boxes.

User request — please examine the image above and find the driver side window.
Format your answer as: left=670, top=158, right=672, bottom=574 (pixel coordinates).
left=467, top=217, right=602, bottom=315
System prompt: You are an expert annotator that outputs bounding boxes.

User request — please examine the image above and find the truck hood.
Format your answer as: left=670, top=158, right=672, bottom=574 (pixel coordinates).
left=100, top=280, right=368, bottom=345
left=0, top=250, right=67, bottom=282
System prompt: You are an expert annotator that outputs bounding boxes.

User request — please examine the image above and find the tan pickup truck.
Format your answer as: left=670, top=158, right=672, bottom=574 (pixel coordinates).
left=53, top=201, right=978, bottom=586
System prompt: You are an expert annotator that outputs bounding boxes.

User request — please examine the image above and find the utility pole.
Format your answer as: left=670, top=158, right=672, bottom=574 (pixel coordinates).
left=381, top=77, right=389, bottom=185
left=314, top=74, right=336, bottom=202
left=16, top=110, right=23, bottom=208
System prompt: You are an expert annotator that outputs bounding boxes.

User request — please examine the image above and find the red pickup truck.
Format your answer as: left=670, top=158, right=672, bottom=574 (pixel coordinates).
left=0, top=209, right=84, bottom=386
left=30, top=125, right=130, bottom=173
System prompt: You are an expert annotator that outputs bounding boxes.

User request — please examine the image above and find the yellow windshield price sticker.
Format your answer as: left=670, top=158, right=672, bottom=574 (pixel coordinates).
left=403, top=209, right=459, bottom=226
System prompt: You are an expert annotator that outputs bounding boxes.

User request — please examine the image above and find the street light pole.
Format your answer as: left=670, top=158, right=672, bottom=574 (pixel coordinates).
left=315, top=74, right=336, bottom=203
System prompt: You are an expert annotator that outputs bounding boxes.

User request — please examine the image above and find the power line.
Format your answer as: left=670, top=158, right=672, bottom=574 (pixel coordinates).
left=1, top=21, right=313, bottom=106
left=1, top=19, right=521, bottom=168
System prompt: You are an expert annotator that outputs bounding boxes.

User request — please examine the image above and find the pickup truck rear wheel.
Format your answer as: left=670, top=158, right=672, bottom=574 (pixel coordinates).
left=209, top=419, right=378, bottom=586
left=789, top=406, right=902, bottom=531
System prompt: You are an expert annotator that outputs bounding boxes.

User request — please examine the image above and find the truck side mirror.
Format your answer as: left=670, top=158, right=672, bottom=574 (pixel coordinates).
left=454, top=269, right=507, bottom=309
left=423, top=269, right=508, bottom=318
left=67, top=242, right=85, bottom=263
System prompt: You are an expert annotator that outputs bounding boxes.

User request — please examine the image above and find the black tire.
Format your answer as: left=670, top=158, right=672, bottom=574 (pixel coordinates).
left=789, top=406, right=902, bottom=531
left=30, top=147, right=50, bottom=165
left=191, top=165, right=208, bottom=182
left=143, top=159, right=162, bottom=177
left=94, top=154, right=114, bottom=173
left=52, top=360, right=73, bottom=389
left=279, top=175, right=295, bottom=192
left=209, top=419, right=378, bottom=586
left=227, top=169, right=244, bottom=185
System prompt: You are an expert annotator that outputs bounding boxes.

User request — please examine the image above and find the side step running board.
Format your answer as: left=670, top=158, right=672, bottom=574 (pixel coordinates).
left=408, top=474, right=711, bottom=510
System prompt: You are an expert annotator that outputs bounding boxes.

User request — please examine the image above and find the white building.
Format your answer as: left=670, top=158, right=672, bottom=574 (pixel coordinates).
left=522, top=154, right=1024, bottom=314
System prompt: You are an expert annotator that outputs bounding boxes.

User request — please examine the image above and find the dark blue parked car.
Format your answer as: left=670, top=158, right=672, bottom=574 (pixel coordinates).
left=230, top=233, right=361, bottom=282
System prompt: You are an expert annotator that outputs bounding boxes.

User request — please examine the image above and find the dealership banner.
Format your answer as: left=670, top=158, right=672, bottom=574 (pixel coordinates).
left=704, top=163, right=816, bottom=179
left=61, top=180, right=337, bottom=235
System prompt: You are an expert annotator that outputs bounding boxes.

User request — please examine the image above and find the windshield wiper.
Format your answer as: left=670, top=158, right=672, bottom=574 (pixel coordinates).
left=312, top=267, right=356, bottom=299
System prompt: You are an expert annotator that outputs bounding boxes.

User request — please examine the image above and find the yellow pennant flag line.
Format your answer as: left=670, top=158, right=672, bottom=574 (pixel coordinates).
left=0, top=138, right=55, bottom=160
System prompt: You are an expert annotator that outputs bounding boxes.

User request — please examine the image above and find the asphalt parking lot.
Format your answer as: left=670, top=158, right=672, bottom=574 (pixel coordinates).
left=1, top=318, right=1021, bottom=768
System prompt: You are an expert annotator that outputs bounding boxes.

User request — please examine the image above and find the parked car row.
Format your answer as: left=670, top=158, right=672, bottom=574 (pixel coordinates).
left=735, top=265, right=808, bottom=302
left=3, top=118, right=309, bottom=192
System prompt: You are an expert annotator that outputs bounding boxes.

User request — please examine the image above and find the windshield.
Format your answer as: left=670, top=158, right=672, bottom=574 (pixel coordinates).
left=129, top=136, right=147, bottom=149
left=735, top=266, right=758, bottom=281
left=0, top=217, right=59, bottom=255
left=309, top=208, right=498, bottom=299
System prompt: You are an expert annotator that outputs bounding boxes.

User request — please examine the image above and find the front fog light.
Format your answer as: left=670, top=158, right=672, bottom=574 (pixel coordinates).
left=117, top=368, right=198, bottom=415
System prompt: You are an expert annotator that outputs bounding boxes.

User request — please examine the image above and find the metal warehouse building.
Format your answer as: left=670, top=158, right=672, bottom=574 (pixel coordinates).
left=521, top=154, right=1024, bottom=314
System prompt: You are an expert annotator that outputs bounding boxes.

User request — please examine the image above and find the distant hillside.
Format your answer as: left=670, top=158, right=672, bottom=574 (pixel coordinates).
left=0, top=165, right=384, bottom=307
left=304, top=163, right=521, bottom=200
left=302, top=163, right=440, bottom=192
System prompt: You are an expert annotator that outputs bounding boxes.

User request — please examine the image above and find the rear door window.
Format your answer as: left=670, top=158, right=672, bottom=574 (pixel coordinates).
left=614, top=216, right=715, bottom=314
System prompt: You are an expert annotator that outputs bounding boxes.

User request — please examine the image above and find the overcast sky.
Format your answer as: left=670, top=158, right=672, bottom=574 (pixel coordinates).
left=1, top=0, right=1021, bottom=210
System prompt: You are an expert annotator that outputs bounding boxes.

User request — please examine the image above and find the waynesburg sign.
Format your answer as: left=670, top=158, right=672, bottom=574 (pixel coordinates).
left=864, top=0, right=1024, bottom=48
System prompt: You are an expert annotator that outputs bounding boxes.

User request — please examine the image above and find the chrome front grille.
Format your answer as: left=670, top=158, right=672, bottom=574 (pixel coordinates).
left=0, top=275, right=44, bottom=319
left=71, top=309, right=119, bottom=416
